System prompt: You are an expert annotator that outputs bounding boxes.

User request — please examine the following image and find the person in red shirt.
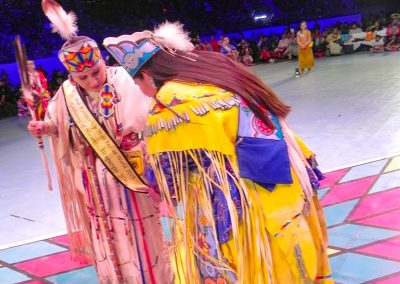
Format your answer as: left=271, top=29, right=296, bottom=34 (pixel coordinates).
left=386, top=14, right=400, bottom=39
left=210, top=35, right=221, bottom=52
left=27, top=60, right=50, bottom=119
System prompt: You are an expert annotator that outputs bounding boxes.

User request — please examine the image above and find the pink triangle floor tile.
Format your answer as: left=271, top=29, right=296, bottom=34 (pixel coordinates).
left=356, top=210, right=400, bottom=231
left=348, top=188, right=400, bottom=221
left=14, top=251, right=89, bottom=277
left=321, top=175, right=376, bottom=206
left=357, top=236, right=400, bottom=261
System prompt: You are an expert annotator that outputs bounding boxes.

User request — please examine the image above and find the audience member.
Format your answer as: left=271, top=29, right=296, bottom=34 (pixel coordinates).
left=349, top=22, right=362, bottom=34
left=273, top=33, right=289, bottom=58
left=0, top=3, right=399, bottom=78
left=238, top=40, right=255, bottom=66
left=313, top=28, right=327, bottom=57
left=283, top=28, right=298, bottom=59
left=364, top=27, right=376, bottom=41
left=210, top=35, right=221, bottom=52
left=386, top=14, right=400, bottom=40
left=220, top=37, right=239, bottom=61
left=385, top=35, right=400, bottom=51
left=258, top=35, right=273, bottom=62
left=370, top=35, right=385, bottom=52
left=326, top=27, right=343, bottom=55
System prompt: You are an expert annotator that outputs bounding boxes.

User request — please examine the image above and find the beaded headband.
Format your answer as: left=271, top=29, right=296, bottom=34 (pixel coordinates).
left=42, top=0, right=101, bottom=73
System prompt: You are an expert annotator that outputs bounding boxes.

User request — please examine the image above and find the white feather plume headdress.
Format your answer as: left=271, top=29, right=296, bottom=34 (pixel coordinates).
left=151, top=21, right=194, bottom=54
left=42, top=0, right=78, bottom=40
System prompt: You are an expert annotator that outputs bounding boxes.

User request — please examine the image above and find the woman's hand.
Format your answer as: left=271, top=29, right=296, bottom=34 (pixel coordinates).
left=27, top=121, right=49, bottom=137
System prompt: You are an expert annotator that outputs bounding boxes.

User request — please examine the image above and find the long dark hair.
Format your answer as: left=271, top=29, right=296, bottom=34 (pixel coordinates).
left=136, top=50, right=291, bottom=127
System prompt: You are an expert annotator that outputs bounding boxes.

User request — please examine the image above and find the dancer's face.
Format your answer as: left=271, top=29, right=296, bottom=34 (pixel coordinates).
left=71, top=59, right=107, bottom=92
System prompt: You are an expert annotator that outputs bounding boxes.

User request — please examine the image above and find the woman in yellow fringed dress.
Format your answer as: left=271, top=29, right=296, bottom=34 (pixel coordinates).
left=104, top=22, right=333, bottom=284
left=297, top=21, right=315, bottom=73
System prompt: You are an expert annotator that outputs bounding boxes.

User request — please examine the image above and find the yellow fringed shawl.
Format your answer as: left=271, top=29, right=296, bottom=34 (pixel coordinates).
left=147, top=81, right=333, bottom=284
left=147, top=82, right=275, bottom=283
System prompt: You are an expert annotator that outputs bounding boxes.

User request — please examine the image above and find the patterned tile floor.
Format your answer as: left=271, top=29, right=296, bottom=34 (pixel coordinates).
left=1, top=156, right=400, bottom=284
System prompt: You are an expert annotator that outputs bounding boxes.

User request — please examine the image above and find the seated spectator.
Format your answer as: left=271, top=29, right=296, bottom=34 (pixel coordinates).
left=217, top=35, right=225, bottom=47
left=365, top=27, right=376, bottom=41
left=341, top=22, right=351, bottom=35
left=386, top=14, right=400, bottom=40
left=220, top=37, right=239, bottom=61
left=385, top=35, right=399, bottom=51
left=269, top=34, right=279, bottom=50
left=283, top=28, right=298, bottom=59
left=369, top=20, right=382, bottom=33
left=245, top=38, right=258, bottom=63
left=380, top=15, right=389, bottom=27
left=210, top=35, right=220, bottom=52
left=313, top=29, right=326, bottom=57
left=327, top=27, right=342, bottom=42
left=326, top=27, right=343, bottom=55
left=258, top=35, right=272, bottom=62
left=273, top=33, right=289, bottom=58
left=349, top=23, right=362, bottom=35
left=192, top=35, right=203, bottom=50
left=238, top=41, right=255, bottom=66
left=202, top=40, right=213, bottom=51
left=370, top=35, right=385, bottom=52
left=192, top=35, right=210, bottom=51
left=363, top=15, right=375, bottom=32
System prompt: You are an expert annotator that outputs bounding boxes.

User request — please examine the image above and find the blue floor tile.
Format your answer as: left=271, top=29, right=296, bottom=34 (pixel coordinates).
left=328, top=224, right=399, bottom=249
left=318, top=187, right=330, bottom=199
left=46, top=266, right=99, bottom=284
left=369, top=170, right=400, bottom=194
left=0, top=241, right=66, bottom=263
left=339, top=159, right=388, bottom=183
left=324, top=199, right=359, bottom=227
left=0, top=267, right=30, bottom=284
left=330, top=253, right=400, bottom=283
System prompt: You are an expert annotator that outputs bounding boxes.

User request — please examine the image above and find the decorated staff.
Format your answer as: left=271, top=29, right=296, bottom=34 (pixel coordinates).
left=13, top=35, right=53, bottom=191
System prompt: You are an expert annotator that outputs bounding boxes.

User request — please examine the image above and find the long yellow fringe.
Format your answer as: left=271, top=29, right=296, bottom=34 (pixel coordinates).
left=150, top=150, right=274, bottom=284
